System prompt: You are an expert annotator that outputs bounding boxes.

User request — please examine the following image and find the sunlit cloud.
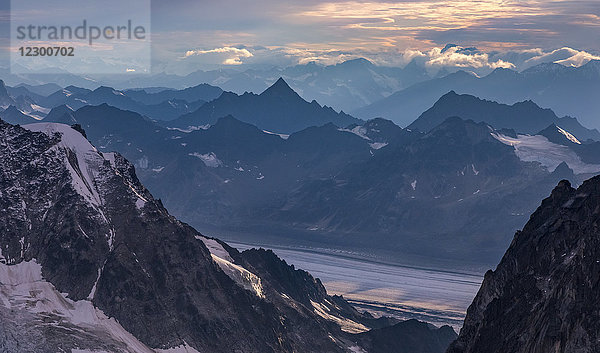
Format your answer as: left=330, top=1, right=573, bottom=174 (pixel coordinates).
left=184, top=46, right=253, bottom=65
left=425, top=46, right=515, bottom=69
left=525, top=47, right=600, bottom=67
left=298, top=0, right=549, bottom=33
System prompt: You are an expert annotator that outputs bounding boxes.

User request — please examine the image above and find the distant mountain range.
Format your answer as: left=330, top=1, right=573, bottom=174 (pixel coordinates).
left=39, top=90, right=600, bottom=267
left=39, top=83, right=222, bottom=121
left=2, top=59, right=599, bottom=124
left=354, top=60, right=600, bottom=130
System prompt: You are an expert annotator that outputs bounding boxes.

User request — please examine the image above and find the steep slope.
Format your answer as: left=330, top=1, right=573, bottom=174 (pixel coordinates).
left=0, top=119, right=453, bottom=353
left=447, top=177, right=600, bottom=353
left=0, top=80, right=16, bottom=107
left=0, top=105, right=39, bottom=125
left=168, top=77, right=362, bottom=134
left=43, top=104, right=77, bottom=124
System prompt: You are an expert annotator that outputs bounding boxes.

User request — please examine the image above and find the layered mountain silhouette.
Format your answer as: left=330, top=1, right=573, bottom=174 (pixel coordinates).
left=39, top=101, right=600, bottom=266
left=167, top=77, right=362, bottom=134
left=448, top=177, right=600, bottom=352
left=39, top=84, right=220, bottom=121
left=354, top=60, right=600, bottom=130
left=409, top=91, right=600, bottom=140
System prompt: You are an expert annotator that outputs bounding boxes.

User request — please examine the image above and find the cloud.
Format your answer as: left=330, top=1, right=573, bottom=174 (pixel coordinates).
left=184, top=46, right=253, bottom=65
left=524, top=47, right=600, bottom=67
left=425, top=46, right=515, bottom=70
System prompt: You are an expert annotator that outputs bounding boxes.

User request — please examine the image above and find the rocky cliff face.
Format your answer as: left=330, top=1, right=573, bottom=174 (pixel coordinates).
left=0, top=119, right=456, bottom=353
left=448, top=177, right=600, bottom=353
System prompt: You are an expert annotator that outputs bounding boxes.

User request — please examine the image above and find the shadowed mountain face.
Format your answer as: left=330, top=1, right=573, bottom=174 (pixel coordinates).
left=447, top=177, right=600, bottom=353
left=354, top=61, right=600, bottom=131
left=409, top=91, right=600, bottom=140
left=358, top=320, right=458, bottom=353
left=167, top=77, right=362, bottom=134
left=0, top=105, right=39, bottom=125
left=0, top=80, right=14, bottom=107
left=0, top=118, right=456, bottom=353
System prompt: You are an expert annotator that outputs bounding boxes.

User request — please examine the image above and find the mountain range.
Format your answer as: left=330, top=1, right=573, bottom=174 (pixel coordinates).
left=40, top=88, right=600, bottom=267
left=0, top=118, right=456, bottom=353
left=354, top=60, right=600, bottom=131
left=409, top=91, right=600, bottom=140
left=38, top=84, right=222, bottom=121
left=167, top=77, right=361, bottom=134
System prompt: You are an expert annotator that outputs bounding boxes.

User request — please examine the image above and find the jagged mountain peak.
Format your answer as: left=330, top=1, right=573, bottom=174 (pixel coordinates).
left=409, top=91, right=564, bottom=134
left=538, top=123, right=582, bottom=146
left=0, top=79, right=8, bottom=94
left=0, top=79, right=15, bottom=106
left=0, top=105, right=38, bottom=125
left=260, top=77, right=299, bottom=99
left=44, top=104, right=76, bottom=124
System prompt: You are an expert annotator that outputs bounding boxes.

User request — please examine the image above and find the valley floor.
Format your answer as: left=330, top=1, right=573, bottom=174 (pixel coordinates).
left=228, top=240, right=482, bottom=331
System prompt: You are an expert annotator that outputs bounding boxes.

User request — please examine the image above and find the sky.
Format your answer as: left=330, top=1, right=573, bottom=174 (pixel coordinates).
left=1, top=0, right=599, bottom=74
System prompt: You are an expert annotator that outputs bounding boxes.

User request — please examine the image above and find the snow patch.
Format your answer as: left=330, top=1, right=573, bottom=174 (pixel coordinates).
left=310, top=300, right=369, bottom=334
left=198, top=237, right=234, bottom=262
left=167, top=125, right=210, bottom=133
left=262, top=130, right=290, bottom=140
left=338, top=126, right=371, bottom=140
left=369, top=142, right=388, bottom=150
left=189, top=152, right=222, bottom=168
left=0, top=260, right=155, bottom=353
left=556, top=125, right=581, bottom=144
left=155, top=342, right=201, bottom=353
left=411, top=180, right=417, bottom=191
left=491, top=132, right=600, bottom=174
left=31, top=104, right=50, bottom=114
left=102, top=152, right=116, bottom=168
left=196, top=236, right=264, bottom=298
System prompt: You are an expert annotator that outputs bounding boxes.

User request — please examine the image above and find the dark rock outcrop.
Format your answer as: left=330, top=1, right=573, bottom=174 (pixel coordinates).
left=448, top=177, right=600, bottom=353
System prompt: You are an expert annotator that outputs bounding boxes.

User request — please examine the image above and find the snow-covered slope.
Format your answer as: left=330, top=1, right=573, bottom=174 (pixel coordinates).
left=491, top=132, right=600, bottom=174
left=0, top=260, right=156, bottom=353
left=197, top=236, right=264, bottom=298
